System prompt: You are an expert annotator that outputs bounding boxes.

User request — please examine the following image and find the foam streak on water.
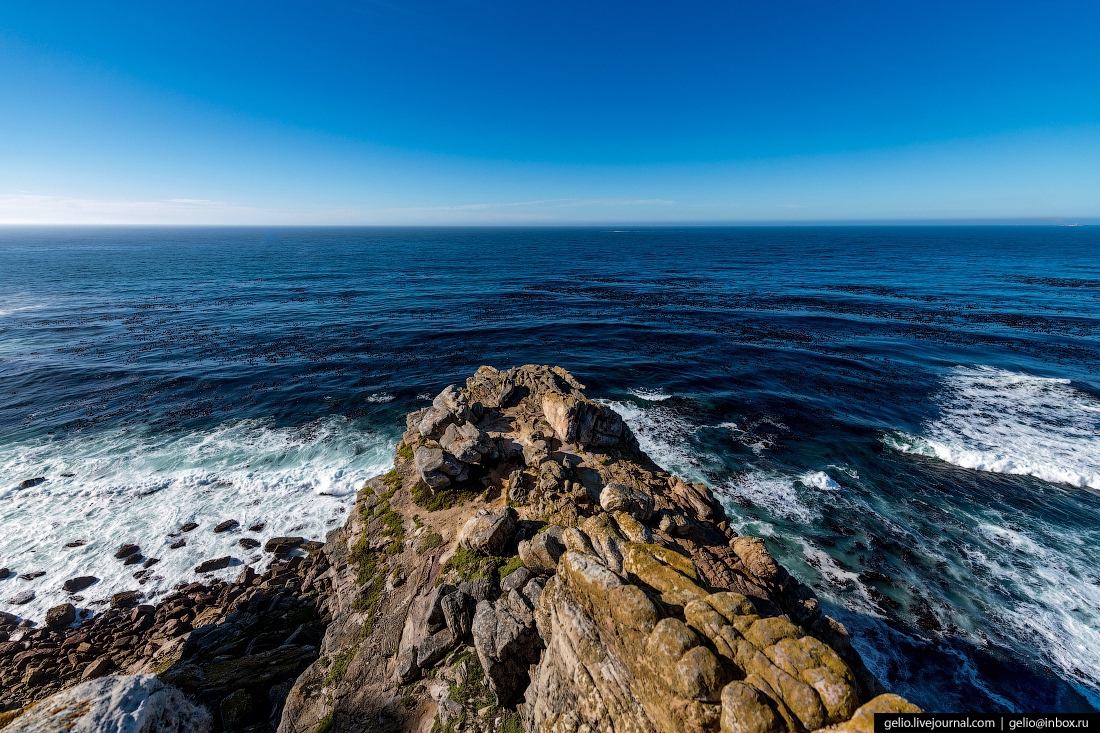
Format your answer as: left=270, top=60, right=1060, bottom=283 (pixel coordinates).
left=887, top=366, right=1100, bottom=489
left=0, top=417, right=391, bottom=621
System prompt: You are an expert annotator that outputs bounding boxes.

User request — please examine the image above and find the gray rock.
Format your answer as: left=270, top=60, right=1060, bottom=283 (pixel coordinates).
left=417, top=406, right=458, bottom=439
left=439, top=421, right=495, bottom=465
left=599, top=483, right=655, bottom=521
left=458, top=507, right=518, bottom=556
left=500, top=566, right=532, bottom=593
left=426, top=583, right=456, bottom=629
left=416, top=628, right=456, bottom=668
left=517, top=526, right=566, bottom=574
left=471, top=599, right=543, bottom=704
left=406, top=407, right=429, bottom=432
left=414, top=446, right=467, bottom=489
left=507, top=468, right=531, bottom=503
left=441, top=590, right=476, bottom=640
left=458, top=577, right=495, bottom=603
left=7, top=589, right=34, bottom=605
left=396, top=647, right=420, bottom=684
left=4, top=673, right=209, bottom=733
left=45, top=602, right=76, bottom=628
left=522, top=440, right=549, bottom=467
left=538, top=461, right=566, bottom=494
left=438, top=698, right=464, bottom=726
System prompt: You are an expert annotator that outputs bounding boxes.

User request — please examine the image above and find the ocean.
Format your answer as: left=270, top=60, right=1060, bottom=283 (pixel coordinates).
left=1, top=226, right=1098, bottom=712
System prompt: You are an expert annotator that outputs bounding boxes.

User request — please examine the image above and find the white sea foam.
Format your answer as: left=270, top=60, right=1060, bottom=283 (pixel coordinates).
left=886, top=366, right=1100, bottom=490
left=365, top=392, right=396, bottom=404
left=628, top=388, right=672, bottom=402
left=0, top=416, right=392, bottom=621
left=721, top=472, right=816, bottom=524
left=602, top=399, right=707, bottom=482
left=800, top=471, right=840, bottom=491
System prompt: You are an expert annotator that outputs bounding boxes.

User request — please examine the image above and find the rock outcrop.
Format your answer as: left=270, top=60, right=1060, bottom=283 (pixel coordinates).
left=1, top=364, right=917, bottom=733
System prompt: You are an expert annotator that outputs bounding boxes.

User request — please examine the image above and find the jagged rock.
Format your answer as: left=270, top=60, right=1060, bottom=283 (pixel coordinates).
left=612, top=510, right=654, bottom=544
left=19, top=476, right=45, bottom=489
left=458, top=507, right=517, bottom=555
left=441, top=591, right=477, bottom=640
left=195, top=556, right=232, bottom=573
left=417, top=406, right=457, bottom=439
left=19, top=570, right=45, bottom=580
left=538, top=461, right=566, bottom=494
left=180, top=522, right=199, bottom=532
left=440, top=421, right=496, bottom=465
left=426, top=583, right=456, bottom=629
left=416, top=628, right=456, bottom=668
left=2, top=674, right=209, bottom=733
left=239, top=537, right=261, bottom=549
left=500, top=566, right=532, bottom=593
left=472, top=598, right=542, bottom=704
left=458, top=578, right=495, bottom=603
left=542, top=391, right=632, bottom=448
left=396, top=648, right=420, bottom=684
left=518, top=526, right=566, bottom=574
left=581, top=513, right=626, bottom=573
left=413, top=445, right=467, bottom=489
left=507, top=468, right=532, bottom=503
left=44, top=603, right=76, bottom=629
left=522, top=439, right=550, bottom=467
left=111, top=590, right=140, bottom=608
left=600, top=482, right=655, bottom=521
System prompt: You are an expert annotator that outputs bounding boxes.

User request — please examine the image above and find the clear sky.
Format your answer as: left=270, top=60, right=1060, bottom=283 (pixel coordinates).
left=1, top=1, right=1098, bottom=224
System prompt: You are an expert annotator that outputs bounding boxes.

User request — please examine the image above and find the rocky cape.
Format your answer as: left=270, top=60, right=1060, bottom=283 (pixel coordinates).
left=0, top=365, right=919, bottom=733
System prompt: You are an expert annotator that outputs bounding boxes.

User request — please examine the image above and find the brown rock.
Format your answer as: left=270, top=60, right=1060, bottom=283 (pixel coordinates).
left=114, top=544, right=140, bottom=559
left=80, top=655, right=114, bottom=680
left=63, top=576, right=98, bottom=593
left=195, top=556, right=232, bottom=573
left=45, top=603, right=76, bottom=629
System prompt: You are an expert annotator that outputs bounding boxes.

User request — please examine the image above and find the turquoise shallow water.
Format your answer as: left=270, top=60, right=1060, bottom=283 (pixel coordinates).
left=1, top=226, right=1099, bottom=711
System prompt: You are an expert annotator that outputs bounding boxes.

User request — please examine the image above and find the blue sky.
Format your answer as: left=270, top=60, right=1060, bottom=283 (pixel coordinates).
left=1, top=1, right=1098, bottom=224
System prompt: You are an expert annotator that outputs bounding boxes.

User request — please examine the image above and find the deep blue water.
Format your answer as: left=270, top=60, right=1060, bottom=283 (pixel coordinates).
left=2, top=226, right=1099, bottom=712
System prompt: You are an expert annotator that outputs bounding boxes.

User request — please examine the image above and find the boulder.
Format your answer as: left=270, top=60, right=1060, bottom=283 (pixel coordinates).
left=111, top=591, right=140, bottom=608
left=19, top=570, right=45, bottom=580
left=417, top=406, right=458, bottom=440
left=507, top=468, right=532, bottom=503
left=458, top=578, right=495, bottom=603
left=180, top=522, right=199, bottom=532
left=518, top=525, right=566, bottom=574
left=214, top=519, right=239, bottom=533
left=0, top=568, right=10, bottom=579
left=45, top=603, right=76, bottom=629
left=416, top=628, right=456, bottom=668
left=3, top=674, right=209, bottom=733
left=440, top=421, right=496, bottom=465
left=458, top=507, right=518, bottom=555
left=441, top=591, right=476, bottom=640
left=195, top=556, right=232, bottom=573
left=396, top=647, right=420, bottom=684
left=413, top=446, right=467, bottom=489
left=542, top=391, right=632, bottom=448
left=471, top=598, right=542, bottom=704
left=115, top=543, right=140, bottom=559
left=600, top=483, right=655, bottom=521
left=7, top=590, right=35, bottom=605
left=238, top=538, right=260, bottom=550
left=500, top=566, right=532, bottom=593
left=426, top=583, right=456, bottom=629
left=264, top=536, right=304, bottom=553
left=522, top=440, right=549, bottom=467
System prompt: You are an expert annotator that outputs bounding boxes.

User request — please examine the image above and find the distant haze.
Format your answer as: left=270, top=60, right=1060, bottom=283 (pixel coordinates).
left=1, top=1, right=1098, bottom=225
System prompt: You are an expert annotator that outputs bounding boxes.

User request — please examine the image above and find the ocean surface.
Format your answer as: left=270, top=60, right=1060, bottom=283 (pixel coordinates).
left=2, top=226, right=1099, bottom=712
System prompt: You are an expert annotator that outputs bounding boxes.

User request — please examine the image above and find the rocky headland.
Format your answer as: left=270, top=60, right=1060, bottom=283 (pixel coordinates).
left=0, top=365, right=919, bottom=733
